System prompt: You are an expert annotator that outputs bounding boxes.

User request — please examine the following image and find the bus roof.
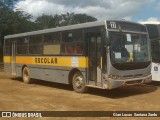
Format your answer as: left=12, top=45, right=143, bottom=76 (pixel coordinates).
left=4, top=20, right=144, bottom=39
left=142, top=21, right=160, bottom=25
left=5, top=20, right=105, bottom=39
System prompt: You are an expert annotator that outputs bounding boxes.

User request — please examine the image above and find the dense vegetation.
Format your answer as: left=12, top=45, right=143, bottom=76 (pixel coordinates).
left=0, top=0, right=97, bottom=61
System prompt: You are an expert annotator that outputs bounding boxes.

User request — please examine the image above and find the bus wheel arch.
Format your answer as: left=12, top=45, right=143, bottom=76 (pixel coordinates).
left=69, top=68, right=88, bottom=93
left=22, top=65, right=31, bottom=84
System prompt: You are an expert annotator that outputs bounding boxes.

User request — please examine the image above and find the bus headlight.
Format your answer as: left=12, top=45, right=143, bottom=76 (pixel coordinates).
left=145, top=72, right=150, bottom=76
left=108, top=74, right=120, bottom=80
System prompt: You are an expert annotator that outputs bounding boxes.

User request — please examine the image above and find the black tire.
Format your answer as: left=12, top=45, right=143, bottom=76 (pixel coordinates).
left=72, top=72, right=88, bottom=93
left=22, top=67, right=31, bottom=84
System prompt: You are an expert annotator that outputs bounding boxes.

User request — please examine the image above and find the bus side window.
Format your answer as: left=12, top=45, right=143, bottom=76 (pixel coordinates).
left=74, top=44, right=83, bottom=54
left=29, top=35, right=43, bottom=55
left=62, top=29, right=84, bottom=55
left=17, top=37, right=28, bottom=55
left=4, top=39, right=10, bottom=56
left=66, top=44, right=73, bottom=54
left=43, top=32, right=61, bottom=55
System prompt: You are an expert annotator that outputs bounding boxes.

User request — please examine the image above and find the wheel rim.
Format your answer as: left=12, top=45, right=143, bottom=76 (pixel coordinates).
left=74, top=76, right=83, bottom=88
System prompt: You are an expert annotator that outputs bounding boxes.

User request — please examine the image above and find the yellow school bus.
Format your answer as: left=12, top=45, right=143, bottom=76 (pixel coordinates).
left=4, top=20, right=152, bottom=93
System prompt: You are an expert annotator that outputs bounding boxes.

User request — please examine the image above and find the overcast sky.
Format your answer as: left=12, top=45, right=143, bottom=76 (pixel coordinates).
left=14, top=0, right=160, bottom=23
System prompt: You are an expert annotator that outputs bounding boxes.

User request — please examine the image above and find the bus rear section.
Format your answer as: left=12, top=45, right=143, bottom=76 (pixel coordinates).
left=145, top=24, right=160, bottom=81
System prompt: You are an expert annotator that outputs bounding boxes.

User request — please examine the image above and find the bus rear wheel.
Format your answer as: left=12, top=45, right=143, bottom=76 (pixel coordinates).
left=72, top=72, right=88, bottom=93
left=22, top=67, right=31, bottom=84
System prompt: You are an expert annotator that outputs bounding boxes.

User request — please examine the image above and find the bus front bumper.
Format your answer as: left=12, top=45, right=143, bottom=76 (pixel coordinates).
left=106, top=74, right=152, bottom=89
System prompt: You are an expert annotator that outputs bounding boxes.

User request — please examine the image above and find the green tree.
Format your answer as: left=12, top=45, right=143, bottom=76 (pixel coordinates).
left=36, top=12, right=97, bottom=29
left=0, top=0, right=40, bottom=44
left=35, top=14, right=55, bottom=29
left=0, top=0, right=40, bottom=61
left=59, top=12, right=97, bottom=26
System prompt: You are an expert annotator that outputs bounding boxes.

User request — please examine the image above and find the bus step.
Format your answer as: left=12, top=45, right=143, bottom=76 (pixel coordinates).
left=86, top=85, right=103, bottom=89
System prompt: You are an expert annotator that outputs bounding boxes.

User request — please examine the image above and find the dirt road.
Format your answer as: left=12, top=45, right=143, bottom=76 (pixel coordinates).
left=0, top=71, right=160, bottom=120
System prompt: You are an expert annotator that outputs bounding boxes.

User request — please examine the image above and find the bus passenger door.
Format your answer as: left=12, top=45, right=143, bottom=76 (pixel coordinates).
left=11, top=41, right=16, bottom=75
left=87, top=32, right=102, bottom=86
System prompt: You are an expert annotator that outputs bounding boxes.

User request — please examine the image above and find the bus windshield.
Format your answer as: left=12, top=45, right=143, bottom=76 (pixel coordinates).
left=109, top=32, right=150, bottom=63
left=146, top=24, right=160, bottom=63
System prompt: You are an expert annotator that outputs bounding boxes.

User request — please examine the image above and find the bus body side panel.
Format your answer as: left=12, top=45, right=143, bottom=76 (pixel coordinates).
left=4, top=63, right=11, bottom=74
left=13, top=56, right=87, bottom=84
left=15, top=64, right=86, bottom=84
left=151, top=62, right=160, bottom=81
left=3, top=56, right=11, bottom=74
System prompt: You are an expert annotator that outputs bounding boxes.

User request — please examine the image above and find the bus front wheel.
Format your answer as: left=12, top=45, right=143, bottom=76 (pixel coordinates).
left=72, top=72, right=88, bottom=93
left=22, top=67, right=31, bottom=84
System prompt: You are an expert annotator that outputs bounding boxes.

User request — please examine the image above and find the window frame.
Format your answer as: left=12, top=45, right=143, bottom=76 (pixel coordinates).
left=61, top=29, right=84, bottom=56
left=28, top=35, right=43, bottom=55
left=16, top=37, right=29, bottom=55
left=43, top=32, right=61, bottom=55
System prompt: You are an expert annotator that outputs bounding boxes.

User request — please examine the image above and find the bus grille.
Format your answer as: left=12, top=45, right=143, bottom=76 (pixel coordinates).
left=123, top=74, right=143, bottom=79
left=126, top=80, right=142, bottom=85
